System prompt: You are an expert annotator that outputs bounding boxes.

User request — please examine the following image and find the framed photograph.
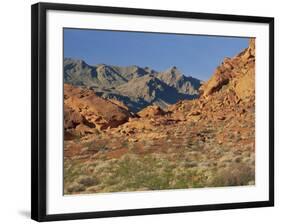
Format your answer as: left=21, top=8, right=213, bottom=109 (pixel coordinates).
left=31, top=2, right=274, bottom=222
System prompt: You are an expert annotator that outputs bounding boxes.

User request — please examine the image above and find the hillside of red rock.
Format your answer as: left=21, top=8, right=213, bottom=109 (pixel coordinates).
left=200, top=38, right=255, bottom=100
left=64, top=39, right=255, bottom=194
left=64, top=83, right=133, bottom=139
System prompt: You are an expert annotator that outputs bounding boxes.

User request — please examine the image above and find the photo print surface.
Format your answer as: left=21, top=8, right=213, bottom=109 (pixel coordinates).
left=63, top=28, right=255, bottom=195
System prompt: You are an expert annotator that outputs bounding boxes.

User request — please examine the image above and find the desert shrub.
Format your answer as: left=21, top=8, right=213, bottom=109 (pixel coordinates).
left=98, top=145, right=109, bottom=152
left=94, top=129, right=101, bottom=135
left=77, top=176, right=98, bottom=187
left=64, top=160, right=85, bottom=183
left=73, top=134, right=82, bottom=143
left=209, top=163, right=255, bottom=187
left=66, top=182, right=85, bottom=193
left=121, top=141, right=129, bottom=148
left=184, top=161, right=198, bottom=168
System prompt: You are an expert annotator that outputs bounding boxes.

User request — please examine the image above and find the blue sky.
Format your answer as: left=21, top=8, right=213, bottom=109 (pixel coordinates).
left=64, top=28, right=249, bottom=81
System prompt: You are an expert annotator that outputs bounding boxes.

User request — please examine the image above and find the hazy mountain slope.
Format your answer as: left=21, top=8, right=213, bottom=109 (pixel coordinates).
left=155, top=66, right=202, bottom=95
left=64, top=59, right=128, bottom=87
left=64, top=58, right=202, bottom=112
left=116, top=75, right=196, bottom=109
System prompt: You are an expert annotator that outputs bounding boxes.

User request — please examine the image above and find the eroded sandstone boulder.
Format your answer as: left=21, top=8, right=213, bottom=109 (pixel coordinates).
left=64, top=84, right=133, bottom=139
left=137, top=105, right=166, bottom=118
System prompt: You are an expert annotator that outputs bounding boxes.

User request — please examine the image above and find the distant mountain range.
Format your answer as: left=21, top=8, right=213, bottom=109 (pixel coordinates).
left=64, top=58, right=203, bottom=112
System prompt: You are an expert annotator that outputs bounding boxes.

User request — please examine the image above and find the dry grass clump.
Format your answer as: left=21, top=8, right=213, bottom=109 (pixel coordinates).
left=208, top=163, right=255, bottom=187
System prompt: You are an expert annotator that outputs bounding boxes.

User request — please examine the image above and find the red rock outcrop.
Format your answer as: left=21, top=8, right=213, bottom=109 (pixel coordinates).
left=199, top=38, right=255, bottom=100
left=64, top=84, right=133, bottom=139
left=137, top=105, right=166, bottom=118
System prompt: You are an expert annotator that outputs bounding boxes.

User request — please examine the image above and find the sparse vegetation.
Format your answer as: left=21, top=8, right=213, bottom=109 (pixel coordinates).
left=64, top=144, right=255, bottom=194
left=208, top=163, right=255, bottom=187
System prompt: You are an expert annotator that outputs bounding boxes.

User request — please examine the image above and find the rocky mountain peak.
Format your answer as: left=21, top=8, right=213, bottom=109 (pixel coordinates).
left=64, top=61, right=202, bottom=112
left=164, top=66, right=182, bottom=77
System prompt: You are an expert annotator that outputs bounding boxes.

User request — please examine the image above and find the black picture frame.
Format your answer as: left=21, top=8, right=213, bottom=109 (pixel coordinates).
left=31, top=2, right=274, bottom=222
